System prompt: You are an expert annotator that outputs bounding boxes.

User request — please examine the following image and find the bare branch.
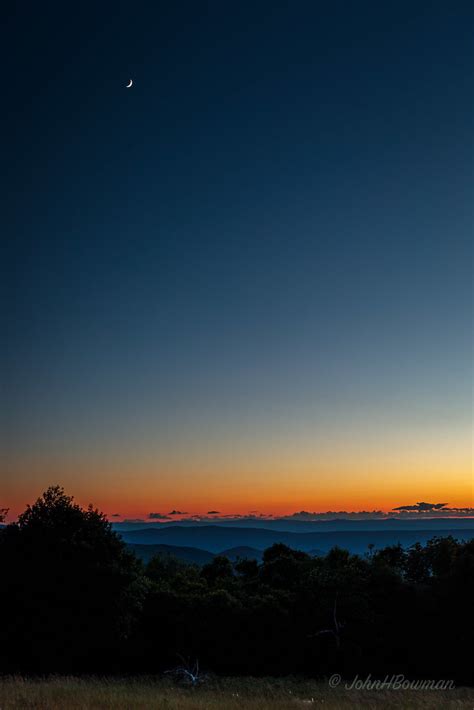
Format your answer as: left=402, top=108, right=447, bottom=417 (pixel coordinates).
left=310, top=593, right=345, bottom=649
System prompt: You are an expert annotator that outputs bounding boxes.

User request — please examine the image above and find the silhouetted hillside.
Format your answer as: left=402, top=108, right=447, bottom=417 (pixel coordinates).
left=127, top=543, right=264, bottom=565
left=127, top=543, right=214, bottom=565
left=218, top=546, right=264, bottom=562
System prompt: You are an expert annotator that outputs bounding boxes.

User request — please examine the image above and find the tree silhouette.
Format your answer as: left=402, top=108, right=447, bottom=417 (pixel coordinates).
left=1, top=487, right=473, bottom=682
left=0, top=486, right=147, bottom=672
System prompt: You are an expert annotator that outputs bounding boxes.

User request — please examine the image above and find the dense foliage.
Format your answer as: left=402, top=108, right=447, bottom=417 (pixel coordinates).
left=0, top=487, right=148, bottom=672
left=1, top=488, right=473, bottom=682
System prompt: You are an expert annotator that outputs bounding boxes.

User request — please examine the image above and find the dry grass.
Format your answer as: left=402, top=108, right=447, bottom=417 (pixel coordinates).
left=0, top=675, right=472, bottom=709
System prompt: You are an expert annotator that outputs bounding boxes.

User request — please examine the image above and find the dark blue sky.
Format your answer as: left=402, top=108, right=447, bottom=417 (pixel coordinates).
left=3, top=1, right=472, bottom=513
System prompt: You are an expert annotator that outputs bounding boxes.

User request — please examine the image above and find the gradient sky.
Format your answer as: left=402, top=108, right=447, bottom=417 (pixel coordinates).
left=2, top=1, right=472, bottom=519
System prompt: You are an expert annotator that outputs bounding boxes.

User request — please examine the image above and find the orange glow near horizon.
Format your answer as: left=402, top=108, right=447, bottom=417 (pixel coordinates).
left=3, top=436, right=472, bottom=520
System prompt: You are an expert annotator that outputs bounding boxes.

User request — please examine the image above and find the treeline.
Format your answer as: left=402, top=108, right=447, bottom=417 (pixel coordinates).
left=1, top=487, right=473, bottom=682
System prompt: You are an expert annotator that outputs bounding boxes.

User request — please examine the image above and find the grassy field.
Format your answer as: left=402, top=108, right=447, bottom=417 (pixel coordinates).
left=0, top=676, right=473, bottom=709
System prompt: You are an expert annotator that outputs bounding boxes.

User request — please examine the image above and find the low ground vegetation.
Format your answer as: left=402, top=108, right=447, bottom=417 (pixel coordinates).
left=1, top=676, right=473, bottom=710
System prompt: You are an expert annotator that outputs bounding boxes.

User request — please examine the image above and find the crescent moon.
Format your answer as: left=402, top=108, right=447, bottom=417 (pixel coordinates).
left=126, top=79, right=133, bottom=88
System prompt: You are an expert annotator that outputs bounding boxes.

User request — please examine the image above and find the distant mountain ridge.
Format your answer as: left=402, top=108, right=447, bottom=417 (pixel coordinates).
left=119, top=524, right=474, bottom=555
left=113, top=516, right=474, bottom=533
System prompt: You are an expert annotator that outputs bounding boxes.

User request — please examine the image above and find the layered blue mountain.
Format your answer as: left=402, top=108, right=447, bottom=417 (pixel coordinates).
left=118, top=519, right=474, bottom=556
left=114, top=517, right=474, bottom=532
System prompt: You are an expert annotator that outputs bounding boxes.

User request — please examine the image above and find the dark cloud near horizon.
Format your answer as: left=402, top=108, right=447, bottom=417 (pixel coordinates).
left=392, top=502, right=448, bottom=512
left=114, top=505, right=473, bottom=525
left=272, top=506, right=472, bottom=520
left=110, top=513, right=121, bottom=517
